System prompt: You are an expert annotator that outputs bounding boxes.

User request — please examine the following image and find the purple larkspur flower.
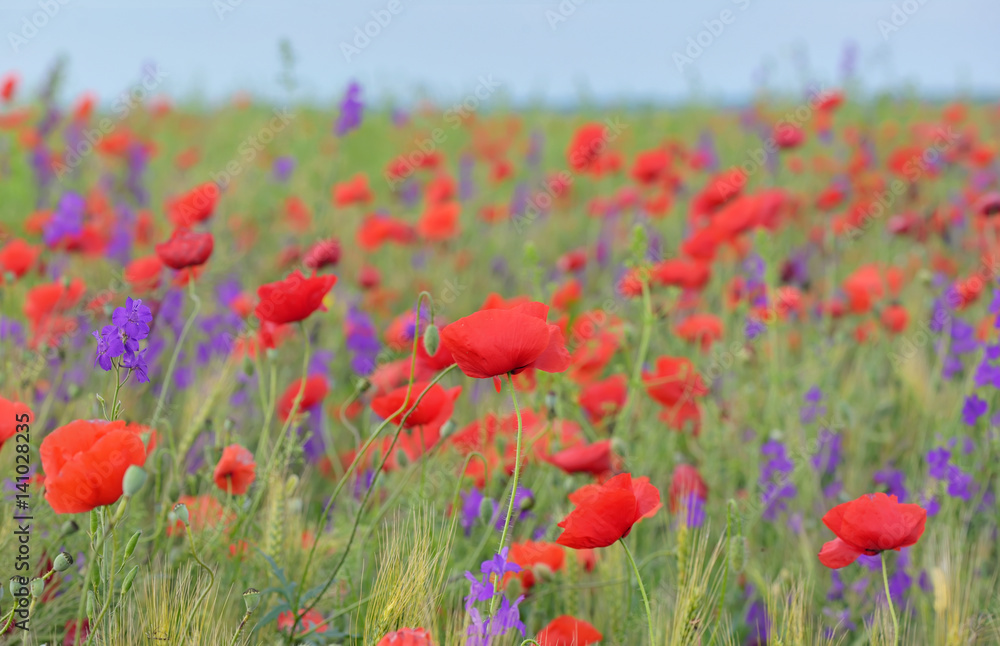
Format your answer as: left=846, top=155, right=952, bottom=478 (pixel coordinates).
left=273, top=156, right=295, bottom=182
left=874, top=467, right=908, bottom=502
left=43, top=192, right=85, bottom=246
left=962, top=393, right=988, bottom=426
left=926, top=447, right=951, bottom=479
left=460, top=488, right=484, bottom=536
left=334, top=81, right=363, bottom=136
left=459, top=154, right=475, bottom=201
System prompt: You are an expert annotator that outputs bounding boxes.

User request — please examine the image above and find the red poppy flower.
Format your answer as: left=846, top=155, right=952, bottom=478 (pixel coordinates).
left=552, top=279, right=582, bottom=311
left=643, top=357, right=708, bottom=408
left=506, top=541, right=566, bottom=590
left=631, top=148, right=670, bottom=185
left=545, top=439, right=616, bottom=478
left=124, top=255, right=163, bottom=294
left=880, top=304, right=909, bottom=334
left=579, top=374, right=627, bottom=423
left=440, top=301, right=570, bottom=390
left=424, top=174, right=456, bottom=203
left=370, top=381, right=455, bottom=428
left=303, top=238, right=341, bottom=270
left=376, top=627, right=434, bottom=646
left=167, top=183, right=220, bottom=227
left=277, top=609, right=328, bottom=636
left=167, top=494, right=235, bottom=536
left=357, top=214, right=417, bottom=250
left=277, top=375, right=330, bottom=421
left=155, top=229, right=214, bottom=270
left=675, top=314, right=723, bottom=352
left=669, top=464, right=708, bottom=514
left=555, top=473, right=662, bottom=549
left=23, top=279, right=85, bottom=331
left=652, top=259, right=711, bottom=291
left=566, top=123, right=608, bottom=173
left=1, top=397, right=32, bottom=453
left=536, top=615, right=603, bottom=646
left=818, top=493, right=927, bottom=569
left=213, top=444, right=256, bottom=495
left=332, top=173, right=373, bottom=206
left=557, top=249, right=588, bottom=273
left=40, top=420, right=149, bottom=514
left=255, top=270, right=337, bottom=324
left=417, top=201, right=461, bottom=241
left=773, top=123, right=805, bottom=149
left=0, top=238, right=40, bottom=281
left=1, top=74, right=17, bottom=103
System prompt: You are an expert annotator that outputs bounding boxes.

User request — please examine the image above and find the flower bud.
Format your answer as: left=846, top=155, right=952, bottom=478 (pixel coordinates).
left=518, top=494, right=535, bottom=512
left=422, top=323, right=440, bottom=357
left=440, top=419, right=457, bottom=438
left=2, top=271, right=14, bottom=285
left=9, top=577, right=24, bottom=599
left=631, top=224, right=648, bottom=261
left=122, top=465, right=147, bottom=496
left=545, top=390, right=557, bottom=419
left=120, top=566, right=139, bottom=597
left=479, top=498, right=495, bottom=523
left=394, top=449, right=410, bottom=469
left=532, top=562, right=556, bottom=584
left=30, top=577, right=44, bottom=598
left=265, top=348, right=278, bottom=362
left=123, top=530, right=141, bottom=563
left=357, top=377, right=372, bottom=393
left=89, top=509, right=100, bottom=537
left=172, top=503, right=190, bottom=526
left=61, top=520, right=79, bottom=537
left=243, top=356, right=255, bottom=377
left=54, top=552, right=74, bottom=573
left=86, top=590, right=97, bottom=618
left=524, top=241, right=539, bottom=265
left=243, top=587, right=261, bottom=612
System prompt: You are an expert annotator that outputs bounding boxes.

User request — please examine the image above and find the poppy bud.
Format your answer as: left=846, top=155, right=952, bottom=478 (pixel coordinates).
left=545, top=390, right=557, bottom=419
left=61, top=520, right=79, bottom=537
left=86, top=591, right=97, bottom=618
left=2, top=271, right=14, bottom=284
left=394, top=449, right=410, bottom=469
left=122, top=465, right=147, bottom=496
left=479, top=498, right=495, bottom=522
left=357, top=378, right=372, bottom=393
left=505, top=577, right=523, bottom=600
left=29, top=577, right=43, bottom=598
left=423, top=324, right=440, bottom=357
left=173, top=502, right=190, bottom=526
left=518, top=494, right=535, bottom=512
left=54, top=552, right=74, bottom=572
left=532, top=562, right=556, bottom=584
left=266, top=348, right=278, bottom=362
left=89, top=509, right=100, bottom=536
left=243, top=356, right=255, bottom=376
left=121, top=566, right=139, bottom=597
left=440, top=419, right=457, bottom=438
left=123, top=531, right=141, bottom=563
left=243, top=588, right=261, bottom=612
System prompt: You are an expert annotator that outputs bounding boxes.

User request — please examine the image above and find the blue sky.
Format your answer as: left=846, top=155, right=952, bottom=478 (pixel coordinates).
left=1, top=0, right=998, bottom=106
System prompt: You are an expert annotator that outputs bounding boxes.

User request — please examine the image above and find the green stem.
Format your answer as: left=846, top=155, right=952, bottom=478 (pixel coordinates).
left=179, top=526, right=216, bottom=640
left=620, top=538, right=655, bottom=646
left=881, top=553, right=899, bottom=646
left=490, top=372, right=524, bottom=612
left=614, top=274, right=654, bottom=433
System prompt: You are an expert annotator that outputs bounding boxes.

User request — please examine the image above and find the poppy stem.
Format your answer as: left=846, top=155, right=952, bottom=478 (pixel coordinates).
left=615, top=273, right=654, bottom=433
left=490, top=372, right=523, bottom=612
left=620, top=538, right=655, bottom=646
left=881, top=553, right=899, bottom=646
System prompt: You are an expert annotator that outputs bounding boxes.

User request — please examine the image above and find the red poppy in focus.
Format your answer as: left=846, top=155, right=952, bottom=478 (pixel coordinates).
left=506, top=541, right=566, bottom=590
left=579, top=374, right=627, bottom=423
left=40, top=420, right=149, bottom=514
left=124, top=255, right=163, bottom=294
left=545, top=439, right=617, bottom=478
left=536, top=615, right=603, bottom=646
left=277, top=609, right=327, bottom=636
left=555, top=473, right=662, bottom=549
left=669, top=464, right=708, bottom=514
left=255, top=270, right=337, bottom=324
left=303, top=238, right=341, bottom=270
left=213, top=444, right=256, bottom=495
left=0, top=238, right=40, bottom=281
left=167, top=183, right=220, bottom=227
left=1, top=397, right=32, bottom=453
left=440, top=302, right=570, bottom=390
left=818, top=492, right=926, bottom=569
left=277, top=375, right=330, bottom=421
left=155, top=229, right=214, bottom=270
left=376, top=627, right=434, bottom=646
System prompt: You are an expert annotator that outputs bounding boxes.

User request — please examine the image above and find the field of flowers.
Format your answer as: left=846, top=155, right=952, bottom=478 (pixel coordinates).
left=1, top=64, right=1000, bottom=645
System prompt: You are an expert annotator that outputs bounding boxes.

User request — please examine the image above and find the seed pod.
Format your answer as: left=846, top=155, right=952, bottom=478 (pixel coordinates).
left=123, top=531, right=142, bottom=563
left=120, top=566, right=138, bottom=597
left=53, top=552, right=74, bottom=573
left=29, top=577, right=44, bottom=598
left=122, top=465, right=147, bottom=496
left=423, top=324, right=440, bottom=357
left=173, top=503, right=190, bottom=526
left=243, top=588, right=261, bottom=612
